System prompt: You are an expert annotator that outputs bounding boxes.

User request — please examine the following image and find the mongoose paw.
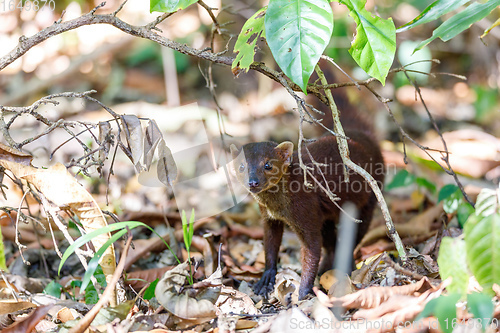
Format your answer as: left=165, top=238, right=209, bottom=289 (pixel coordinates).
left=254, top=268, right=277, bottom=297
left=298, top=286, right=314, bottom=300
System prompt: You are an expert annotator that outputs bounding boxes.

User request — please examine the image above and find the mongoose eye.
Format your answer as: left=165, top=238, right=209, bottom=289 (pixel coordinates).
left=264, top=162, right=272, bottom=170
left=239, top=163, right=245, bottom=172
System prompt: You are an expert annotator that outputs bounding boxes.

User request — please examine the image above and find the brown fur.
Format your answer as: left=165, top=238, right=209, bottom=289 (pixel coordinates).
left=231, top=128, right=384, bottom=299
left=230, top=64, right=384, bottom=299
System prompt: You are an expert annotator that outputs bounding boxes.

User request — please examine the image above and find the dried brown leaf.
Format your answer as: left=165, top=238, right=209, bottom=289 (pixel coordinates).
left=155, top=262, right=220, bottom=321
left=418, top=129, right=500, bottom=178
left=157, top=139, right=177, bottom=187
left=0, top=300, right=36, bottom=315
left=125, top=266, right=175, bottom=290
left=274, top=268, right=300, bottom=305
left=320, top=269, right=336, bottom=291
left=0, top=142, right=32, bottom=165
left=352, top=254, right=383, bottom=285
left=120, top=114, right=144, bottom=169
left=329, top=277, right=436, bottom=309
left=355, top=204, right=443, bottom=256
left=2, top=305, right=52, bottom=333
left=143, top=119, right=162, bottom=170
left=327, top=272, right=356, bottom=297
left=354, top=290, right=442, bottom=333
left=98, top=121, right=112, bottom=164
left=354, top=293, right=426, bottom=319
left=0, top=161, right=117, bottom=299
left=216, top=286, right=259, bottom=317
left=55, top=307, right=79, bottom=323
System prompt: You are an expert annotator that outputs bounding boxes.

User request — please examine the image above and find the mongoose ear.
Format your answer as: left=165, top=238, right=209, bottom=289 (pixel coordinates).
left=275, top=141, right=294, bottom=165
left=230, top=144, right=240, bottom=159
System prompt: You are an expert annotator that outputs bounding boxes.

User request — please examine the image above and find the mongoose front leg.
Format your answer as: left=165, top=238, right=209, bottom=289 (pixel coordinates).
left=254, top=218, right=284, bottom=297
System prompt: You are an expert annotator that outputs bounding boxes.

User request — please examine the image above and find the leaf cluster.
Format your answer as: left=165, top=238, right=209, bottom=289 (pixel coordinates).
left=422, top=187, right=500, bottom=332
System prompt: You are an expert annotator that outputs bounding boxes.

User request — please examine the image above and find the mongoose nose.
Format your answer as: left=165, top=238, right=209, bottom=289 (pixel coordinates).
left=248, top=180, right=259, bottom=188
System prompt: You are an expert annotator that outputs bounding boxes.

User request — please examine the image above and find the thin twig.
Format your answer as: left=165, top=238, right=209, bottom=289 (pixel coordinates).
left=0, top=271, right=19, bottom=302
left=198, top=0, right=221, bottom=34
left=15, top=190, right=30, bottom=264
left=398, top=65, right=474, bottom=207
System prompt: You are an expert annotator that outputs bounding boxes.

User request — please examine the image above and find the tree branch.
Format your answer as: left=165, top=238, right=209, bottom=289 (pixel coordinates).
left=315, top=65, right=408, bottom=262
left=0, top=1, right=327, bottom=103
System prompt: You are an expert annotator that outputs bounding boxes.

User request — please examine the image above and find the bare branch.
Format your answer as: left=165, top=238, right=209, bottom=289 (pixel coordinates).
left=398, top=67, right=474, bottom=207
left=0, top=2, right=325, bottom=103
left=315, top=64, right=408, bottom=262
left=198, top=0, right=221, bottom=34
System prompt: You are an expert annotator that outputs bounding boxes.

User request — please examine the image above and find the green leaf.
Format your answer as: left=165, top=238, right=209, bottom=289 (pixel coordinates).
left=189, top=208, right=195, bottom=245
left=437, top=237, right=469, bottom=295
left=85, top=284, right=99, bottom=304
left=93, top=265, right=107, bottom=286
left=232, top=7, right=267, bottom=72
left=473, top=85, right=499, bottom=121
left=464, top=213, right=500, bottom=294
left=182, top=209, right=188, bottom=250
left=475, top=188, right=499, bottom=217
left=80, top=229, right=128, bottom=292
left=457, top=202, right=474, bottom=228
left=265, top=0, right=334, bottom=92
left=438, top=184, right=463, bottom=213
left=443, top=189, right=462, bottom=214
left=397, top=0, right=471, bottom=32
left=415, top=0, right=500, bottom=51
left=59, top=221, right=180, bottom=275
left=415, top=177, right=437, bottom=194
left=385, top=169, right=416, bottom=191
left=434, top=294, right=461, bottom=333
left=144, top=278, right=159, bottom=300
left=418, top=294, right=461, bottom=333
left=182, top=209, right=195, bottom=251
left=438, top=184, right=459, bottom=202
left=150, top=0, right=198, bottom=13
left=467, top=293, right=494, bottom=330
left=71, top=280, right=82, bottom=289
left=43, top=281, right=63, bottom=298
left=338, top=0, right=396, bottom=85
left=0, top=225, right=7, bottom=271
left=59, top=221, right=145, bottom=275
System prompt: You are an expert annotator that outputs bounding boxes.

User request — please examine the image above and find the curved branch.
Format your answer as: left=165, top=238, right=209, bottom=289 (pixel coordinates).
left=0, top=2, right=319, bottom=100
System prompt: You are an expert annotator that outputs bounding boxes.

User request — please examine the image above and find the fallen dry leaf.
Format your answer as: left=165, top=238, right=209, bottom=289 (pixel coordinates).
left=270, top=307, right=314, bottom=333
left=416, top=129, right=500, bottom=178
left=0, top=142, right=32, bottom=165
left=2, top=305, right=53, bottom=333
left=320, top=269, right=336, bottom=291
left=328, top=277, right=437, bottom=309
left=0, top=161, right=117, bottom=303
left=354, top=290, right=443, bottom=333
left=355, top=203, right=444, bottom=257
left=352, top=259, right=378, bottom=285
left=328, top=272, right=355, bottom=297
left=155, top=261, right=221, bottom=323
left=0, top=300, right=36, bottom=315
left=216, top=286, right=258, bottom=316
left=55, top=307, right=81, bottom=323
left=274, top=268, right=301, bottom=305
